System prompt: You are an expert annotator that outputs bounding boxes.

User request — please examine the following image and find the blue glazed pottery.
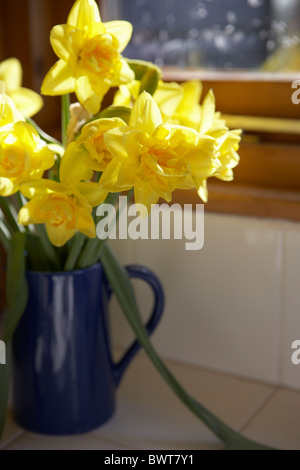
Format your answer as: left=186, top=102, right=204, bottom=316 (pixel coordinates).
left=12, top=263, right=164, bottom=435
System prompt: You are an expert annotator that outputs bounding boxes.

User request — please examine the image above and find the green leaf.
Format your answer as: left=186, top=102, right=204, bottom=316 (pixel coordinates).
left=34, top=224, right=61, bottom=272
left=0, top=197, right=20, bottom=234
left=0, top=342, right=11, bottom=440
left=127, top=59, right=161, bottom=96
left=4, top=232, right=28, bottom=343
left=100, top=243, right=274, bottom=450
left=64, top=233, right=86, bottom=271
left=25, top=232, right=53, bottom=272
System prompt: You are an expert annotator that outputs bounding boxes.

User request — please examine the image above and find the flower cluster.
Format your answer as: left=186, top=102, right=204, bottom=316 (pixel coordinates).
left=0, top=0, right=241, bottom=248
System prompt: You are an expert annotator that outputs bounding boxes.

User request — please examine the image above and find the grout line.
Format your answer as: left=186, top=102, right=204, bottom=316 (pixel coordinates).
left=0, top=429, right=26, bottom=450
left=238, top=387, right=279, bottom=434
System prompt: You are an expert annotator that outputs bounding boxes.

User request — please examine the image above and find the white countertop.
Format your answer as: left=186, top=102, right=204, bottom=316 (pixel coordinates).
left=1, top=351, right=300, bottom=450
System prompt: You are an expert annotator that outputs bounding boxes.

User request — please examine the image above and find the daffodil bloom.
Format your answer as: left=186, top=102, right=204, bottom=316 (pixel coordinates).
left=19, top=180, right=97, bottom=246
left=0, top=122, right=54, bottom=196
left=197, top=91, right=241, bottom=182
left=18, top=144, right=108, bottom=247
left=41, top=0, right=134, bottom=114
left=75, top=117, right=126, bottom=172
left=0, top=81, right=25, bottom=129
left=0, top=58, right=43, bottom=117
left=101, top=92, right=220, bottom=211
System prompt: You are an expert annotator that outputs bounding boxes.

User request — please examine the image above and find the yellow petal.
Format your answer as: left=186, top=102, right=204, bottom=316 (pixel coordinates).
left=0, top=177, right=18, bottom=196
left=67, top=0, right=103, bottom=36
left=198, top=90, right=215, bottom=134
left=111, top=59, right=135, bottom=86
left=104, top=127, right=130, bottom=161
left=50, top=24, right=74, bottom=61
left=75, top=76, right=105, bottom=114
left=177, top=81, right=202, bottom=115
left=41, top=60, right=75, bottom=96
left=0, top=58, right=22, bottom=93
left=9, top=88, right=43, bottom=117
left=46, top=223, right=77, bottom=247
left=60, top=142, right=93, bottom=184
left=129, top=92, right=162, bottom=135
left=104, top=21, right=133, bottom=52
left=20, top=179, right=62, bottom=199
left=196, top=179, right=208, bottom=203
left=77, top=182, right=108, bottom=206
left=154, top=81, right=183, bottom=117
left=100, top=158, right=128, bottom=191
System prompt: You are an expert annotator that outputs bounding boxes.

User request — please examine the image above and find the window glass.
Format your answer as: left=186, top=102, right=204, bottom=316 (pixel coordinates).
left=102, top=0, right=300, bottom=72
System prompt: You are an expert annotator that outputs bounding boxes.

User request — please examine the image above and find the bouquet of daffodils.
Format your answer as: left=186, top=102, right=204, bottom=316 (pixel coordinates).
left=0, top=0, right=268, bottom=450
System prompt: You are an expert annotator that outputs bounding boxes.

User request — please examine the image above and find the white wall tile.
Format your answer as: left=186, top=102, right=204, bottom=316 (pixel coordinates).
left=109, top=210, right=283, bottom=384
left=281, top=227, right=300, bottom=390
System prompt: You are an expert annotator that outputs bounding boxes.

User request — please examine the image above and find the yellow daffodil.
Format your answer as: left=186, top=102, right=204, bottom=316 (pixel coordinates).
left=0, top=58, right=43, bottom=117
left=101, top=92, right=220, bottom=211
left=75, top=117, right=126, bottom=171
left=0, top=81, right=25, bottom=129
left=18, top=142, right=108, bottom=246
left=197, top=90, right=241, bottom=183
left=0, top=122, right=55, bottom=196
left=41, top=0, right=134, bottom=114
left=19, top=180, right=97, bottom=247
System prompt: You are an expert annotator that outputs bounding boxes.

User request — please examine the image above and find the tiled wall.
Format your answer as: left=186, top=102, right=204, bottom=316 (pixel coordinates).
left=109, top=208, right=300, bottom=390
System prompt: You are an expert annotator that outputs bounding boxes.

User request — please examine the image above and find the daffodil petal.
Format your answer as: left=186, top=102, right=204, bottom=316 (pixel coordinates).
left=41, top=60, right=75, bottom=96
left=60, top=142, right=94, bottom=185
left=129, top=92, right=163, bottom=134
left=104, top=21, right=133, bottom=52
left=198, top=89, right=215, bottom=134
left=67, top=0, right=103, bottom=36
left=104, top=127, right=130, bottom=161
left=111, top=59, right=135, bottom=86
left=77, top=182, right=108, bottom=206
left=154, top=81, right=183, bottom=117
left=46, top=223, right=77, bottom=247
left=75, top=76, right=105, bottom=114
left=50, top=24, right=75, bottom=61
left=0, top=177, right=18, bottom=196
left=0, top=58, right=22, bottom=93
left=9, top=88, right=43, bottom=117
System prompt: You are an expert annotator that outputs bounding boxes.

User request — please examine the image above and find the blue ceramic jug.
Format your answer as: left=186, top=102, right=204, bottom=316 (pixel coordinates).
left=12, top=263, right=164, bottom=435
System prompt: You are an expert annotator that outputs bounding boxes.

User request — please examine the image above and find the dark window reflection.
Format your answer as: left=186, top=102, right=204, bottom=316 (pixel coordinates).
left=104, top=0, right=300, bottom=71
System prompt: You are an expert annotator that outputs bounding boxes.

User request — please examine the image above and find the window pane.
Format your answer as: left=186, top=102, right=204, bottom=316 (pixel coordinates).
left=102, top=0, right=300, bottom=72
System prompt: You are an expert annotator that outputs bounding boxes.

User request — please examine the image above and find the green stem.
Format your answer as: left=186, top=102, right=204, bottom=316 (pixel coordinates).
left=76, top=192, right=121, bottom=269
left=61, top=94, right=70, bottom=147
left=35, top=224, right=61, bottom=271
left=64, top=233, right=86, bottom=271
left=0, top=197, right=20, bottom=233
